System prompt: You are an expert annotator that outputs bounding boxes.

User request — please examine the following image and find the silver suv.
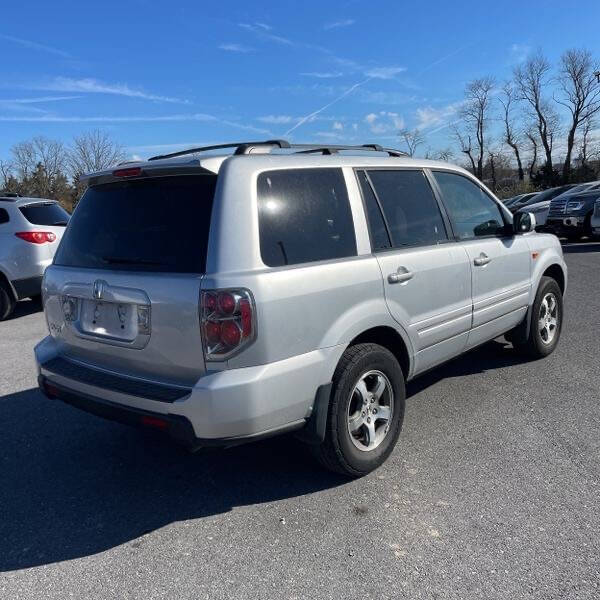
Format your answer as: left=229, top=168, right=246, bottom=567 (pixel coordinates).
left=35, top=141, right=567, bottom=476
left=0, top=194, right=69, bottom=320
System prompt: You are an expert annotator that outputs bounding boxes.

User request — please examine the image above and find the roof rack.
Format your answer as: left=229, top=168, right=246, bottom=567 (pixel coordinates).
left=148, top=140, right=291, bottom=161
left=147, top=140, right=407, bottom=161
left=293, top=144, right=407, bottom=157
left=0, top=191, right=21, bottom=201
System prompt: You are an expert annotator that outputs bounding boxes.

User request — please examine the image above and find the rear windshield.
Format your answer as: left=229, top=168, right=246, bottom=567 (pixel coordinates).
left=54, top=175, right=217, bottom=273
left=20, top=202, right=70, bottom=226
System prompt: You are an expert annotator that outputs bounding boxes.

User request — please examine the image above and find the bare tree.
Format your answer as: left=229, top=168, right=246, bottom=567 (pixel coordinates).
left=499, top=82, right=524, bottom=180
left=576, top=117, right=597, bottom=166
left=69, top=130, right=127, bottom=179
left=10, top=137, right=67, bottom=197
left=459, top=76, right=495, bottom=180
left=556, top=48, right=600, bottom=181
left=424, top=147, right=454, bottom=161
left=525, top=130, right=539, bottom=180
left=452, top=125, right=477, bottom=174
left=0, top=159, right=12, bottom=189
left=398, top=128, right=425, bottom=157
left=514, top=52, right=559, bottom=181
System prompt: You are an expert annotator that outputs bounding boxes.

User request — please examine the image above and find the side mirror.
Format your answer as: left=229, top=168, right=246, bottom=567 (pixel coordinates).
left=513, top=211, right=536, bottom=234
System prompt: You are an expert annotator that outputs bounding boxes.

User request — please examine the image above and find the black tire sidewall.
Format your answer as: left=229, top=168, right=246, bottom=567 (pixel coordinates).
left=530, top=277, right=563, bottom=357
left=0, top=282, right=14, bottom=321
left=332, top=346, right=405, bottom=474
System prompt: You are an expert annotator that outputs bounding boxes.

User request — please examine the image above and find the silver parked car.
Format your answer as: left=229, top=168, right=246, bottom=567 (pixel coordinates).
left=35, top=141, right=567, bottom=476
left=0, top=193, right=69, bottom=320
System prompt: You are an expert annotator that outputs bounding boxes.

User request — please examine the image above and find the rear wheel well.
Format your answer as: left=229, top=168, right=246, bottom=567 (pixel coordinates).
left=542, top=264, right=565, bottom=294
left=0, top=270, right=16, bottom=300
left=349, top=327, right=410, bottom=380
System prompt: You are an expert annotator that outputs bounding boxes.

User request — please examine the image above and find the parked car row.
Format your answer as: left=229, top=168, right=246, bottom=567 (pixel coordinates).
left=0, top=193, right=70, bottom=320
left=503, top=181, right=600, bottom=240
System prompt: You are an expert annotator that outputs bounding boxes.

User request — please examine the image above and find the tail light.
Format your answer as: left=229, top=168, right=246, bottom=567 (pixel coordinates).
left=15, top=231, right=56, bottom=244
left=200, top=289, right=256, bottom=360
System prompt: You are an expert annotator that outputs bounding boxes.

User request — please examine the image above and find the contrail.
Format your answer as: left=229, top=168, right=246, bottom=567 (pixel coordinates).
left=285, top=78, right=370, bottom=136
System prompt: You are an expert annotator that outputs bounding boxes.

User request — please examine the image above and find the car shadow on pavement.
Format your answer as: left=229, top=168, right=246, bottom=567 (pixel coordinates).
left=0, top=388, right=347, bottom=572
left=5, top=297, right=43, bottom=320
left=406, top=339, right=531, bottom=398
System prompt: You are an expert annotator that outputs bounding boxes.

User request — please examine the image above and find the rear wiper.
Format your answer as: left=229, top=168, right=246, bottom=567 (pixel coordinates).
left=52, top=220, right=69, bottom=226
left=101, top=256, right=168, bottom=266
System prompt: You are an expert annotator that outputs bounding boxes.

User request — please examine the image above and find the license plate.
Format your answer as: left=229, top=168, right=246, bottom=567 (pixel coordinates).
left=80, top=300, right=137, bottom=341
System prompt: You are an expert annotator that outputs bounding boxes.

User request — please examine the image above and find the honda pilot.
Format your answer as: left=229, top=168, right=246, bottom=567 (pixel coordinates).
left=35, top=141, right=567, bottom=477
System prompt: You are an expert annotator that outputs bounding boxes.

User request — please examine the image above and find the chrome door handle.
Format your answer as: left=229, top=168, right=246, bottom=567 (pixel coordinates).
left=388, top=267, right=414, bottom=284
left=473, top=252, right=491, bottom=266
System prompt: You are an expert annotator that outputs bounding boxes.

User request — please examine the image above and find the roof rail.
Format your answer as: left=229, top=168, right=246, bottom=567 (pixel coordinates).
left=148, top=140, right=291, bottom=161
left=0, top=191, right=21, bottom=198
left=293, top=144, right=407, bottom=157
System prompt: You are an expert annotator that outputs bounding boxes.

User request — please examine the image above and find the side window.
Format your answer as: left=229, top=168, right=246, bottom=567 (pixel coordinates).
left=356, top=170, right=391, bottom=250
left=257, top=168, right=357, bottom=267
left=366, top=170, right=448, bottom=248
left=0, top=208, right=9, bottom=224
left=433, top=171, right=506, bottom=239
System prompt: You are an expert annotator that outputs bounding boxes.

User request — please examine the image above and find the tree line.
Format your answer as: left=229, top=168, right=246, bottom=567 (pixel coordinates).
left=0, top=130, right=126, bottom=211
left=398, top=48, right=600, bottom=196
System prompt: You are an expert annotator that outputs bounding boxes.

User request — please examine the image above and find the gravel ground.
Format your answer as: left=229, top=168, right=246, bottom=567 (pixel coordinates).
left=1, top=242, right=599, bottom=599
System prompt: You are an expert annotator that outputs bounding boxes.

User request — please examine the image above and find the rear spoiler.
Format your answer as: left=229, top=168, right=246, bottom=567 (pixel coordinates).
left=81, top=158, right=223, bottom=187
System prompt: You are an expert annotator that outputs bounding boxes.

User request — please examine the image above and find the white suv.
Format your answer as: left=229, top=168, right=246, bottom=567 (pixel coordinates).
left=0, top=194, right=69, bottom=319
left=35, top=141, right=567, bottom=476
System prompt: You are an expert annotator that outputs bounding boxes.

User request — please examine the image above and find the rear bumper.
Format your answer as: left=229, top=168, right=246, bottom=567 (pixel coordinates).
left=35, top=336, right=343, bottom=444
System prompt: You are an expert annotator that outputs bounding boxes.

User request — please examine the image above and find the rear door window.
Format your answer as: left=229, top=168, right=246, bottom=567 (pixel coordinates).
left=0, top=208, right=9, bottom=224
left=257, top=168, right=357, bottom=267
left=366, top=169, right=448, bottom=248
left=19, top=202, right=70, bottom=226
left=54, top=175, right=217, bottom=273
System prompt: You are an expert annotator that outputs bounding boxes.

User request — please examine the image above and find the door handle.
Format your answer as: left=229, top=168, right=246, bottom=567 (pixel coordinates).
left=388, top=267, right=414, bottom=284
left=473, top=252, right=491, bottom=267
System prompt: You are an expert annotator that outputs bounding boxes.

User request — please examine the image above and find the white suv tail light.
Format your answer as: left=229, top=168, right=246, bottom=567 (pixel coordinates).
left=200, top=289, right=256, bottom=360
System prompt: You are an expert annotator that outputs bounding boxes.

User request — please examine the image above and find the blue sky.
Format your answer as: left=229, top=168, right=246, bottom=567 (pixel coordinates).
left=1, top=0, right=599, bottom=160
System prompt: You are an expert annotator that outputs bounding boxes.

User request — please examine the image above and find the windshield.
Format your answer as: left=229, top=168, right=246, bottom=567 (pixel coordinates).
left=54, top=175, right=217, bottom=273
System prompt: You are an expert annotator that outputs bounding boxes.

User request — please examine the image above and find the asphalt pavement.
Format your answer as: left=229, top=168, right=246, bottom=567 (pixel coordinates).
left=1, top=242, right=599, bottom=599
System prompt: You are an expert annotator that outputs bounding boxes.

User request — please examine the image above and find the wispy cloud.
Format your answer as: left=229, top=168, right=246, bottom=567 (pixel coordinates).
left=239, top=23, right=293, bottom=46
left=364, top=66, right=406, bottom=80
left=415, top=101, right=463, bottom=130
left=0, top=95, right=81, bottom=104
left=0, top=34, right=71, bottom=58
left=0, top=112, right=271, bottom=134
left=31, top=77, right=189, bottom=104
left=285, top=79, right=370, bottom=136
left=364, top=111, right=405, bottom=134
left=509, top=43, right=531, bottom=64
left=258, top=115, right=296, bottom=124
left=324, top=19, right=355, bottom=30
left=329, top=55, right=407, bottom=81
left=418, top=43, right=474, bottom=75
left=219, top=43, right=254, bottom=53
left=301, top=72, right=344, bottom=79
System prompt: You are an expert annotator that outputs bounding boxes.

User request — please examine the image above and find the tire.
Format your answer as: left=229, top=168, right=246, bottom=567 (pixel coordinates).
left=0, top=279, right=16, bottom=321
left=512, top=276, right=563, bottom=358
left=310, top=343, right=405, bottom=477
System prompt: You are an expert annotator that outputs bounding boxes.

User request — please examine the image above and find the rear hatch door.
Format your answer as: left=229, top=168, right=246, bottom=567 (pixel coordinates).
left=43, top=173, right=217, bottom=386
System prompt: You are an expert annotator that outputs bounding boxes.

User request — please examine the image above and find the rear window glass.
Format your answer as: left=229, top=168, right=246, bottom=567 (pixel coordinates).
left=54, top=175, right=217, bottom=273
left=257, top=168, right=357, bottom=267
left=20, top=203, right=70, bottom=226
